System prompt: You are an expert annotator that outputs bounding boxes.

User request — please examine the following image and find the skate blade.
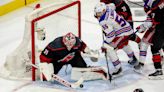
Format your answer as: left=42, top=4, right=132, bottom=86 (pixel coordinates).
left=112, top=72, right=123, bottom=79
left=148, top=75, right=164, bottom=80
left=133, top=68, right=144, bottom=74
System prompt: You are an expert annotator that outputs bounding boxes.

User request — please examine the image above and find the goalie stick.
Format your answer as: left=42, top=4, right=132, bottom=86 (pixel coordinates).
left=30, top=63, right=84, bottom=88
left=52, top=74, right=83, bottom=88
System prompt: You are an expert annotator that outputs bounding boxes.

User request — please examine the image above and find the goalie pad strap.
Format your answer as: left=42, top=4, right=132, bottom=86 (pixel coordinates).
left=39, top=63, right=54, bottom=81
left=71, top=67, right=108, bottom=81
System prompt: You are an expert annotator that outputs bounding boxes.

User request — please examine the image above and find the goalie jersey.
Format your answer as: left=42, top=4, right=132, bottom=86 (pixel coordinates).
left=98, top=7, right=133, bottom=44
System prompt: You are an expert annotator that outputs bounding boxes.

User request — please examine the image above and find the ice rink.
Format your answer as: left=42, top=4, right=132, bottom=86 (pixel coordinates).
left=0, top=0, right=164, bottom=92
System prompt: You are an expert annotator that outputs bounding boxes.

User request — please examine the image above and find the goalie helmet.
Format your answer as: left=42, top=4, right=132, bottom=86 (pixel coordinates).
left=94, top=2, right=107, bottom=18
left=63, top=32, right=76, bottom=51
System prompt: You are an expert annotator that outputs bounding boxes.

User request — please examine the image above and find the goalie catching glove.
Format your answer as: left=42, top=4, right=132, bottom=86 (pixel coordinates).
left=90, top=50, right=99, bottom=62
left=83, top=47, right=100, bottom=62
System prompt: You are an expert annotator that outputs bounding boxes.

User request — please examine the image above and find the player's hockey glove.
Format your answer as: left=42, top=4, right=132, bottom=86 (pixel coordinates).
left=136, top=24, right=147, bottom=33
left=101, top=46, right=107, bottom=53
left=58, top=52, right=75, bottom=63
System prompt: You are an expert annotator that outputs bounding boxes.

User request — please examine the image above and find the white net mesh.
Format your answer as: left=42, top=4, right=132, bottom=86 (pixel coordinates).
left=0, top=1, right=80, bottom=81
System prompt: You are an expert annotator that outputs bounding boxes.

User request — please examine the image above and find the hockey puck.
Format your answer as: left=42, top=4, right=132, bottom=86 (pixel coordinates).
left=133, top=88, right=144, bottom=92
left=80, top=84, right=83, bottom=88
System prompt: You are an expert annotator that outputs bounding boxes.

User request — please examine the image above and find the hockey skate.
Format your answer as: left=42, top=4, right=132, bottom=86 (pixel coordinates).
left=112, top=67, right=123, bottom=78
left=133, top=62, right=144, bottom=74
left=148, top=69, right=164, bottom=80
left=128, top=56, right=138, bottom=66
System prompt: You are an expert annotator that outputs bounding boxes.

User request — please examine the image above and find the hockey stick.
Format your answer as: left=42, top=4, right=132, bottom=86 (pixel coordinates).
left=102, top=31, right=112, bottom=82
left=146, top=1, right=164, bottom=15
left=126, top=0, right=144, bottom=7
left=30, top=63, right=84, bottom=88
left=127, top=0, right=164, bottom=15
left=127, top=20, right=152, bottom=23
left=52, top=74, right=83, bottom=88
left=104, top=52, right=112, bottom=82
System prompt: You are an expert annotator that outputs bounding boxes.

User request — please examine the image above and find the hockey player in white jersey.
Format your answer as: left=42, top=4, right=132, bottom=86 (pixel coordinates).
left=94, top=2, right=138, bottom=77
left=132, top=0, right=156, bottom=73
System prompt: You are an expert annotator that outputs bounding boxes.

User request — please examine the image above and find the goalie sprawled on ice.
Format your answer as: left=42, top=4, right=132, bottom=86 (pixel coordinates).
left=39, top=32, right=111, bottom=88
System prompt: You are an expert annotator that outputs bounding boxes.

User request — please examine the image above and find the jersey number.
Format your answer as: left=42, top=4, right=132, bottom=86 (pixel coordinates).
left=102, top=24, right=108, bottom=30
left=115, top=15, right=126, bottom=27
left=43, top=49, right=49, bottom=55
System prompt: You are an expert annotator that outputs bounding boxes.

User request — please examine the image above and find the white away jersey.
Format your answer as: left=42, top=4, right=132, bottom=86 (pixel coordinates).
left=98, top=7, right=133, bottom=43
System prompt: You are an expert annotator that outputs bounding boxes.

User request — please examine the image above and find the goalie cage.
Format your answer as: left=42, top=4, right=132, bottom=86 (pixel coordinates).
left=0, top=0, right=81, bottom=81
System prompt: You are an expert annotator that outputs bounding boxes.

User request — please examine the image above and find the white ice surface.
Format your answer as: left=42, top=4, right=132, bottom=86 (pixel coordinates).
left=0, top=0, right=164, bottom=92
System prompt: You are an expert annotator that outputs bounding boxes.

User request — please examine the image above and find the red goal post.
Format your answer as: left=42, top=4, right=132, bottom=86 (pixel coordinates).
left=28, top=1, right=81, bottom=81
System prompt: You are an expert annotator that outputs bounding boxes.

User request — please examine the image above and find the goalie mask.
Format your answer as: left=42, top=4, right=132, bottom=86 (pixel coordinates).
left=94, top=2, right=107, bottom=18
left=63, top=32, right=76, bottom=51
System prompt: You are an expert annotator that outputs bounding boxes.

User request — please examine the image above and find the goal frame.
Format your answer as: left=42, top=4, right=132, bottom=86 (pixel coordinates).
left=31, top=1, right=81, bottom=81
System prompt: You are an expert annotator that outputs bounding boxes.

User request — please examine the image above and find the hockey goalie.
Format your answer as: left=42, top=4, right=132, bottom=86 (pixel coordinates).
left=38, top=32, right=111, bottom=88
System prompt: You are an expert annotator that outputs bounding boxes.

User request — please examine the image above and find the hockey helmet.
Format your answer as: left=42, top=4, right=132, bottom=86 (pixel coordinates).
left=63, top=32, right=76, bottom=51
left=94, top=2, right=107, bottom=18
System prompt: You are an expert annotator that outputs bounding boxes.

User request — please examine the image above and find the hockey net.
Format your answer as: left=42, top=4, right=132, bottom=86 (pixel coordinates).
left=0, top=0, right=81, bottom=81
